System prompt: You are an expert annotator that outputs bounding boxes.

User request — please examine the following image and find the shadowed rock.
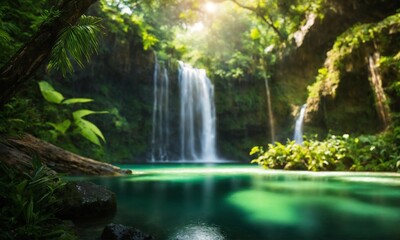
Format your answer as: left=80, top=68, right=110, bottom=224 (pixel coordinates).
left=101, top=223, right=154, bottom=240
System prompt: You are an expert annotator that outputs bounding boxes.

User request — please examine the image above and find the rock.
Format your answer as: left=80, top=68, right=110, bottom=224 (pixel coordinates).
left=101, top=223, right=154, bottom=240
left=58, top=181, right=117, bottom=220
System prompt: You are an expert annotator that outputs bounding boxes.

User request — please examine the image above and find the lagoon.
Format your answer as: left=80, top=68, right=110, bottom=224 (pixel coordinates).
left=73, top=164, right=400, bottom=240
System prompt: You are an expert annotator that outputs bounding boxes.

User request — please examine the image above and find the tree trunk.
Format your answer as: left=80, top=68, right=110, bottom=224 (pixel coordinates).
left=0, top=0, right=97, bottom=107
left=0, top=134, right=131, bottom=175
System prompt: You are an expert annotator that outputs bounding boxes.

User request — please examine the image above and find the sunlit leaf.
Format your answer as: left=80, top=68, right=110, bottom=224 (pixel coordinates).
left=250, top=28, right=261, bottom=40
left=38, top=81, right=64, bottom=104
left=47, top=120, right=71, bottom=134
left=62, top=98, right=93, bottom=105
left=249, top=146, right=261, bottom=155
left=72, top=109, right=108, bottom=120
left=75, top=119, right=106, bottom=145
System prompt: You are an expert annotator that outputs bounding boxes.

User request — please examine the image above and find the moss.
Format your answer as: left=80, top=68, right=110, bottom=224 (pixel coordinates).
left=305, top=12, right=400, bottom=135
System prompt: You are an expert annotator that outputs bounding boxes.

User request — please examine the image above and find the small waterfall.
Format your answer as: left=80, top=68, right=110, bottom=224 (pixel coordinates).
left=294, top=104, right=307, bottom=144
left=265, top=78, right=275, bottom=142
left=179, top=61, right=217, bottom=161
left=151, top=59, right=170, bottom=161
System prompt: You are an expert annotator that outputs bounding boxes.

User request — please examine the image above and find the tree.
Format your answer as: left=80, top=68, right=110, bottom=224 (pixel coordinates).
left=0, top=0, right=98, bottom=107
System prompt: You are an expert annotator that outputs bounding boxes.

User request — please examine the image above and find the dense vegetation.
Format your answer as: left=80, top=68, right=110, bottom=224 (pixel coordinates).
left=0, top=160, right=75, bottom=239
left=1, top=0, right=400, bottom=167
left=251, top=126, right=400, bottom=171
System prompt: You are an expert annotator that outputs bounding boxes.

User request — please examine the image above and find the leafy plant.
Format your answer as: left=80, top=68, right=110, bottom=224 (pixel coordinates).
left=251, top=132, right=400, bottom=172
left=0, top=159, right=77, bottom=240
left=38, top=81, right=107, bottom=146
left=47, top=15, right=102, bottom=76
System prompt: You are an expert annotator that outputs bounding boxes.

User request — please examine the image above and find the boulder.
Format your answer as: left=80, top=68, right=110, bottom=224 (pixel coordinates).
left=101, top=223, right=154, bottom=240
left=58, top=181, right=117, bottom=220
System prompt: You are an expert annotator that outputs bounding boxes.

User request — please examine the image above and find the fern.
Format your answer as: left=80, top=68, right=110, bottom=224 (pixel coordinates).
left=47, top=15, right=102, bottom=76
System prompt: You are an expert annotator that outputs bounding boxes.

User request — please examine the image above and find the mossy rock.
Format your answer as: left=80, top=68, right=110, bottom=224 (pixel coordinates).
left=58, top=181, right=116, bottom=220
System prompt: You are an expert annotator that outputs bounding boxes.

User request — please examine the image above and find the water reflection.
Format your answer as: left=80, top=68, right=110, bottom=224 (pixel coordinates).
left=70, top=165, right=400, bottom=240
left=168, top=223, right=225, bottom=240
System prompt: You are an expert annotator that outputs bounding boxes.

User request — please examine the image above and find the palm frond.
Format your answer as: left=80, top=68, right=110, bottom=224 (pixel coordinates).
left=47, top=15, right=102, bottom=76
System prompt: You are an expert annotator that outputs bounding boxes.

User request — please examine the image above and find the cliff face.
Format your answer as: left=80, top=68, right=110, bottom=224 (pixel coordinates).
left=273, top=0, right=400, bottom=138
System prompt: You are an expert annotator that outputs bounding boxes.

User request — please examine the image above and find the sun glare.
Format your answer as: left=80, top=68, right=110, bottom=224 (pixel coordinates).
left=191, top=22, right=205, bottom=32
left=205, top=2, right=218, bottom=13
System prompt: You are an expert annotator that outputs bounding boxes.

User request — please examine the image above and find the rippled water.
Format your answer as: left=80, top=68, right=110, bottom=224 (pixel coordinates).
left=72, top=164, right=400, bottom=240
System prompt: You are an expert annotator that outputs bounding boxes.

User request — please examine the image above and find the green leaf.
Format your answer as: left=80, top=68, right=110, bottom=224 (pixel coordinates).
left=75, top=119, right=105, bottom=145
left=72, top=109, right=108, bottom=120
left=38, top=81, right=64, bottom=104
left=16, top=180, right=28, bottom=194
left=26, top=199, right=34, bottom=224
left=142, top=31, right=159, bottom=50
left=249, top=146, right=261, bottom=155
left=47, top=15, right=102, bottom=76
left=62, top=98, right=93, bottom=105
left=48, top=120, right=71, bottom=134
left=250, top=28, right=261, bottom=40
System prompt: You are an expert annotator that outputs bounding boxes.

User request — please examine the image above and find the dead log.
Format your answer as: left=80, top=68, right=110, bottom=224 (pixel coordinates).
left=0, top=134, right=131, bottom=175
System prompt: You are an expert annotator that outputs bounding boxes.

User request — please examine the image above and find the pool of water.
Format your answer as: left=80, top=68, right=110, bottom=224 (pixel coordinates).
left=71, top=164, right=400, bottom=240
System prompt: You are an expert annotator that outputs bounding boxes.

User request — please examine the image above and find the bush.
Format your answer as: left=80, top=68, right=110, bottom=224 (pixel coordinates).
left=0, top=160, right=77, bottom=240
left=250, top=132, right=400, bottom=172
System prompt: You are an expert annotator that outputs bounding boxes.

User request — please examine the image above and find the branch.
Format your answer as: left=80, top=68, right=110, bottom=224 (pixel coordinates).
left=0, top=0, right=98, bottom=107
left=229, top=0, right=285, bottom=41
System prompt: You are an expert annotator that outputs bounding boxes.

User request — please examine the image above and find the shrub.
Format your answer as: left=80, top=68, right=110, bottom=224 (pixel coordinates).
left=251, top=132, right=400, bottom=172
left=0, top=159, right=77, bottom=240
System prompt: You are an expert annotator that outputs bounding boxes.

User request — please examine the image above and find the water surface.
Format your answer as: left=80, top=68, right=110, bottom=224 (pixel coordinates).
left=72, top=164, right=400, bottom=240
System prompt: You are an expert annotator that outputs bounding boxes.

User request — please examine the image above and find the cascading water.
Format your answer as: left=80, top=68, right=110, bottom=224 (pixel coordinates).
left=151, top=59, right=170, bottom=161
left=150, top=60, right=218, bottom=162
left=294, top=104, right=307, bottom=144
left=178, top=61, right=217, bottom=161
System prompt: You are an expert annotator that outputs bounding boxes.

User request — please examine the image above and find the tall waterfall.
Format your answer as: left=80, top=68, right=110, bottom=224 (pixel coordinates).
left=294, top=104, right=307, bottom=144
left=151, top=59, right=170, bottom=161
left=178, top=61, right=217, bottom=161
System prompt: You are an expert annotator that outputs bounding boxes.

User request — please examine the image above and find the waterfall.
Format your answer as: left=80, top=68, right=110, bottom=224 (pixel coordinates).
left=151, top=59, right=170, bottom=161
left=179, top=61, right=217, bottom=161
left=294, top=104, right=307, bottom=144
left=264, top=78, right=275, bottom=142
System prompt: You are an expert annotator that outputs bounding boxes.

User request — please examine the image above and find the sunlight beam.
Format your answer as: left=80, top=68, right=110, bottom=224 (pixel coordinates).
left=204, top=2, right=218, bottom=13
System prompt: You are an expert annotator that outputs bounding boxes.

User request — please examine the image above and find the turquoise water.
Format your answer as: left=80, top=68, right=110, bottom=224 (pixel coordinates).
left=73, top=164, right=400, bottom=240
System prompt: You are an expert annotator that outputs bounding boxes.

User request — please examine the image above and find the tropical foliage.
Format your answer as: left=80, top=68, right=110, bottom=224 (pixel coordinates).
left=0, top=160, right=76, bottom=240
left=47, top=15, right=103, bottom=76
left=308, top=12, right=400, bottom=100
left=38, top=81, right=107, bottom=146
left=251, top=129, right=400, bottom=172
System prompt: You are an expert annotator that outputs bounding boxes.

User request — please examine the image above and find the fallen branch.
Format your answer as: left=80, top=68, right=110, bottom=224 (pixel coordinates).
left=0, top=134, right=131, bottom=175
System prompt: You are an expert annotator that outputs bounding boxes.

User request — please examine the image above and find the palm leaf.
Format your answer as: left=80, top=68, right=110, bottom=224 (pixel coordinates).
left=47, top=15, right=102, bottom=76
left=0, top=28, right=11, bottom=42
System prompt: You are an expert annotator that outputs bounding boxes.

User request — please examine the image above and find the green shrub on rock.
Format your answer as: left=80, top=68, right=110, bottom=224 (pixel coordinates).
left=251, top=132, right=400, bottom=172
